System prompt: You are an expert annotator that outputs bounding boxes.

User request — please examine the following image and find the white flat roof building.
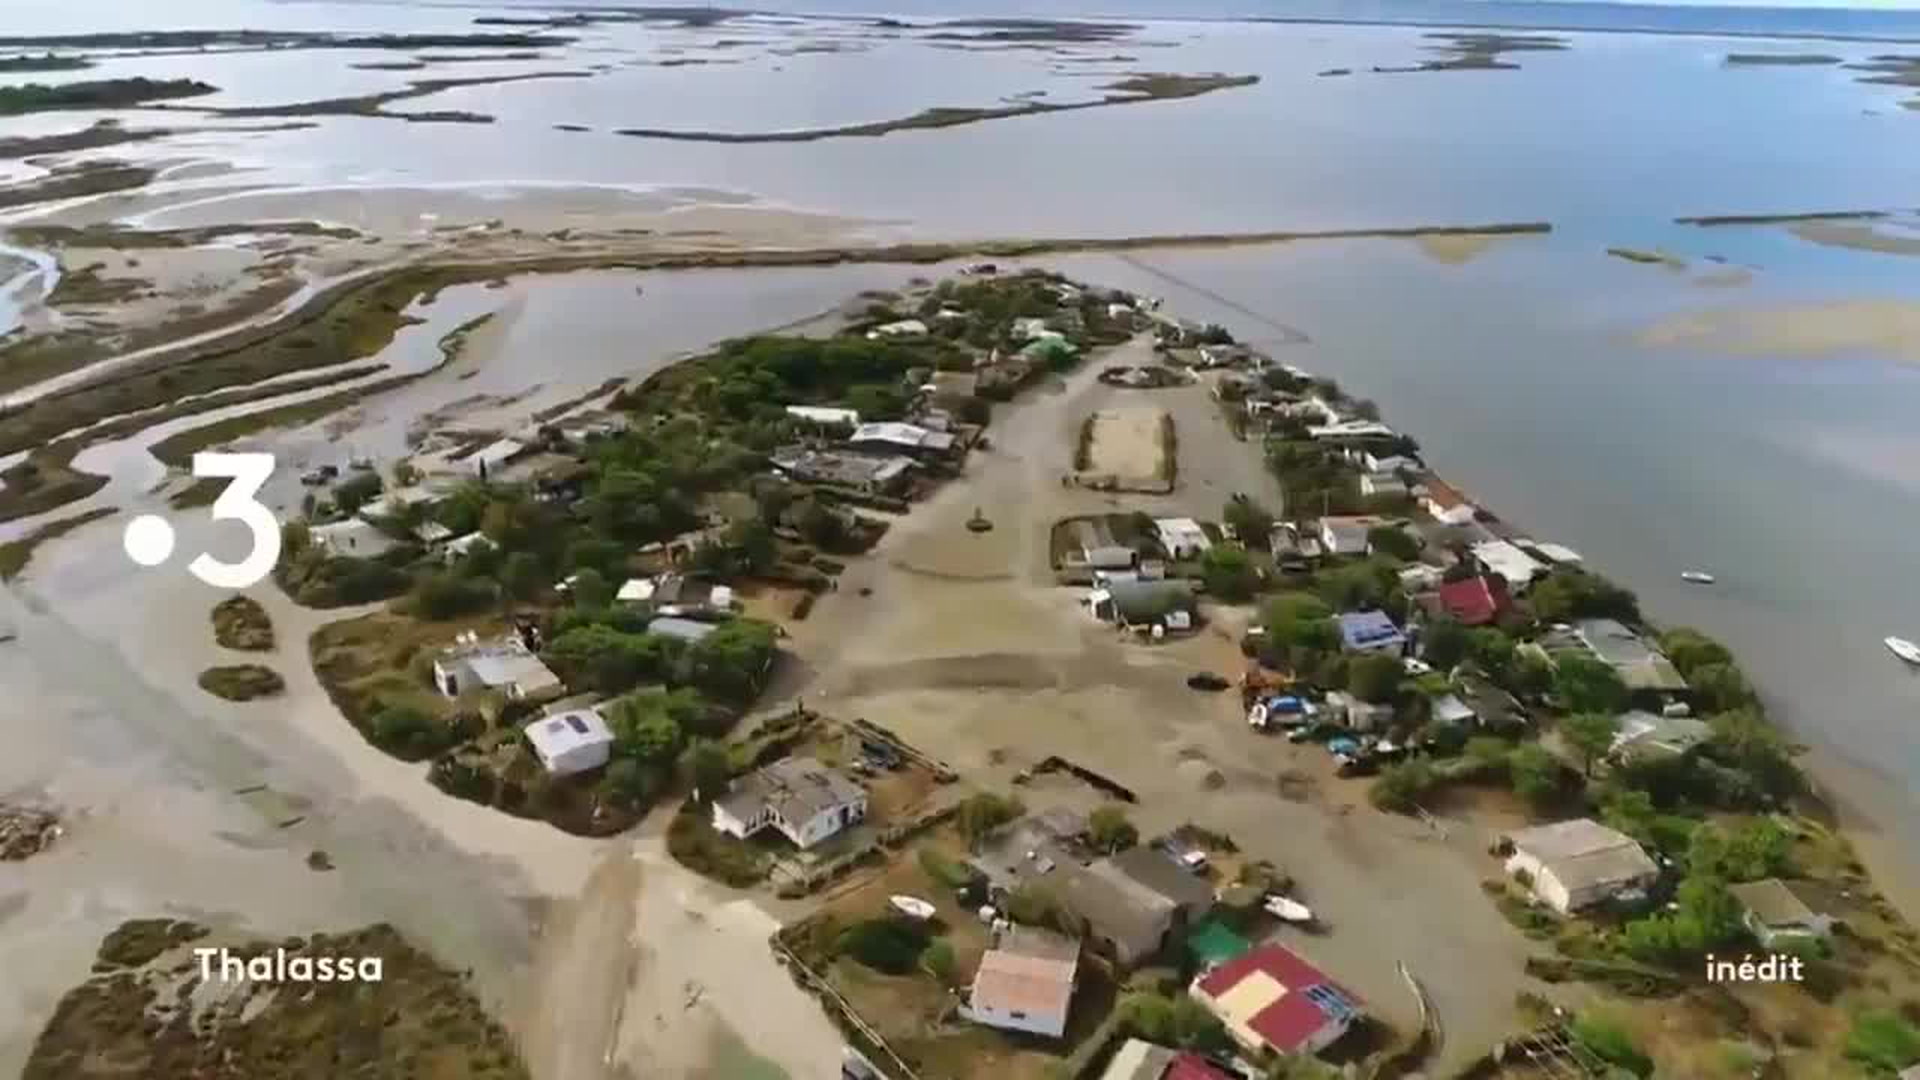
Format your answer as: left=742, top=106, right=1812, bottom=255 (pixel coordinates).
left=432, top=634, right=563, bottom=701
left=785, top=405, right=861, bottom=427
left=525, top=707, right=614, bottom=776
left=1472, top=540, right=1546, bottom=591
left=1154, top=517, right=1212, bottom=559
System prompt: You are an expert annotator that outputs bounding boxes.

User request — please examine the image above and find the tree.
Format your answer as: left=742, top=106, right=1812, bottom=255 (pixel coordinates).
left=571, top=567, right=612, bottom=610
left=1200, top=543, right=1261, bottom=603
left=1465, top=736, right=1514, bottom=772
left=544, top=625, right=673, bottom=696
left=1600, top=788, right=1658, bottom=845
left=1528, top=568, right=1640, bottom=624
left=1553, top=654, right=1628, bottom=714
left=1509, top=649, right=1555, bottom=699
left=1424, top=618, right=1471, bottom=671
left=796, top=500, right=849, bottom=550
left=1119, top=991, right=1230, bottom=1053
left=683, top=619, right=777, bottom=703
left=1088, top=806, right=1138, bottom=853
left=502, top=551, right=545, bottom=601
left=1706, top=709, right=1802, bottom=801
left=333, top=471, right=383, bottom=515
left=1371, top=760, right=1439, bottom=813
left=1366, top=524, right=1420, bottom=562
left=683, top=739, right=732, bottom=800
left=600, top=757, right=661, bottom=807
left=1467, top=627, right=1516, bottom=680
left=371, top=704, right=440, bottom=756
left=1347, top=653, right=1403, bottom=704
left=1222, top=495, right=1275, bottom=549
left=1688, top=819, right=1790, bottom=882
left=411, top=571, right=495, bottom=620
left=726, top=518, right=778, bottom=574
left=1659, top=627, right=1733, bottom=678
left=1569, top=1013, right=1652, bottom=1078
left=922, top=939, right=957, bottom=985
left=1509, top=745, right=1566, bottom=809
left=1687, top=662, right=1755, bottom=713
left=957, top=792, right=1023, bottom=843
left=606, top=690, right=689, bottom=765
left=1563, top=712, right=1621, bottom=777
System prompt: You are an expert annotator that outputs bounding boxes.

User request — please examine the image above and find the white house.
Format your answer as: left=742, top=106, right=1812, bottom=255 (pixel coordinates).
left=1504, top=819, right=1659, bottom=915
left=785, top=404, right=860, bottom=428
left=1012, top=317, right=1053, bottom=341
left=866, top=318, right=928, bottom=339
left=1307, top=419, right=1396, bottom=441
left=967, top=927, right=1080, bottom=1038
left=1154, top=517, right=1212, bottom=559
left=848, top=421, right=956, bottom=456
left=309, top=518, right=392, bottom=557
left=468, top=438, right=526, bottom=478
left=1318, top=515, right=1380, bottom=557
left=524, top=706, right=614, bottom=776
left=432, top=633, right=563, bottom=701
left=1728, top=879, right=1837, bottom=947
left=1359, top=472, right=1407, bottom=498
left=1472, top=540, right=1546, bottom=592
left=711, top=757, right=866, bottom=849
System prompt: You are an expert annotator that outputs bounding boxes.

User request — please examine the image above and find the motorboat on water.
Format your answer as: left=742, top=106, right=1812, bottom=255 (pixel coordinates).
left=1887, top=637, right=1920, bottom=666
left=1681, top=570, right=1716, bottom=585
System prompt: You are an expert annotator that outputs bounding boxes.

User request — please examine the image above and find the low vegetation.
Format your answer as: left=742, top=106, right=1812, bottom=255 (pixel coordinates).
left=210, top=596, right=274, bottom=651
left=0, top=77, right=216, bottom=114
left=0, top=507, right=112, bottom=580
left=25, top=920, right=528, bottom=1079
left=196, top=664, right=286, bottom=701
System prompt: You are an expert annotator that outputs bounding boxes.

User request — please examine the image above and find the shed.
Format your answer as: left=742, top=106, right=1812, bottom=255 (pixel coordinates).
left=1728, top=879, right=1837, bottom=946
left=967, top=926, right=1080, bottom=1038
left=1504, top=818, right=1658, bottom=914
left=524, top=707, right=614, bottom=776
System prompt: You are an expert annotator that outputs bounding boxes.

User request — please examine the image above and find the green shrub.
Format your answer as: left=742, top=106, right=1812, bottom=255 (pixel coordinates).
left=1570, top=1013, right=1652, bottom=1077
left=1844, top=1011, right=1920, bottom=1075
left=836, top=918, right=929, bottom=975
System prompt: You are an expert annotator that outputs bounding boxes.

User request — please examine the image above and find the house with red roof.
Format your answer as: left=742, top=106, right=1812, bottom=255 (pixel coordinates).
left=1189, top=944, right=1363, bottom=1059
left=1098, top=1039, right=1233, bottom=1080
left=1419, top=476, right=1477, bottom=526
left=1434, top=574, right=1512, bottom=627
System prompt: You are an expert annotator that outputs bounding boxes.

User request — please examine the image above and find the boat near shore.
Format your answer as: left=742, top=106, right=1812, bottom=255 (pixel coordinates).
left=1887, top=637, right=1920, bottom=666
left=1264, top=895, right=1314, bottom=923
left=1681, top=570, right=1716, bottom=585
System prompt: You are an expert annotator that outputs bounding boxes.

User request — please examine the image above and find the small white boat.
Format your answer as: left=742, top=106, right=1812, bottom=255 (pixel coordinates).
left=1264, top=895, right=1314, bottom=923
left=1887, top=637, right=1920, bottom=666
left=890, top=895, right=937, bottom=921
left=1681, top=570, right=1716, bottom=585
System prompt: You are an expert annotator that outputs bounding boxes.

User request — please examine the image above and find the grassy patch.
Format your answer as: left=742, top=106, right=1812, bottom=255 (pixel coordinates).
left=211, top=596, right=274, bottom=651
left=0, top=506, right=113, bottom=580
left=667, top=805, right=769, bottom=886
left=197, top=664, right=286, bottom=701
left=0, top=77, right=215, bottom=115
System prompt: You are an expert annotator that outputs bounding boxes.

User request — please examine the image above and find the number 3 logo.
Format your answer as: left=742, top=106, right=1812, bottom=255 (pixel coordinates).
left=190, top=452, right=282, bottom=589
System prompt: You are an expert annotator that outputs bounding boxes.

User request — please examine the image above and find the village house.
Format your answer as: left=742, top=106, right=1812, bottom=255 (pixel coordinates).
left=1053, top=861, right=1182, bottom=968
left=1270, top=522, right=1325, bottom=564
left=647, top=616, right=721, bottom=645
left=866, top=318, right=928, bottom=339
left=1526, top=540, right=1584, bottom=566
left=971, top=809, right=1089, bottom=894
left=1323, top=689, right=1394, bottom=732
left=711, top=756, right=866, bottom=849
left=1190, top=944, right=1363, bottom=1060
left=1433, top=574, right=1513, bottom=627
left=784, top=404, right=860, bottom=429
left=523, top=705, right=614, bottom=777
left=1609, top=711, right=1712, bottom=759
left=1346, top=448, right=1419, bottom=475
left=432, top=633, right=563, bottom=702
left=1504, top=819, right=1659, bottom=915
left=1154, top=517, right=1213, bottom=559
left=1458, top=674, right=1529, bottom=730
left=848, top=420, right=956, bottom=458
left=441, top=531, right=493, bottom=565
left=1471, top=539, right=1546, bottom=592
left=1728, top=879, right=1837, bottom=947
left=1359, top=471, right=1408, bottom=499
left=1337, top=610, right=1407, bottom=654
left=467, top=437, right=529, bottom=479
left=769, top=447, right=916, bottom=496
left=1317, top=515, right=1380, bottom=558
left=309, top=517, right=393, bottom=557
left=1419, top=476, right=1478, bottom=526
left=965, top=926, right=1081, bottom=1039
left=1307, top=418, right=1397, bottom=442
left=1087, top=580, right=1197, bottom=634
left=1401, top=564, right=1444, bottom=593
left=1574, top=618, right=1689, bottom=694
left=1099, top=1039, right=1232, bottom=1080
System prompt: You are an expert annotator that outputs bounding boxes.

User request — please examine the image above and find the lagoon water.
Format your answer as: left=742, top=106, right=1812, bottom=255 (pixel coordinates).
left=5, top=0, right=1920, bottom=883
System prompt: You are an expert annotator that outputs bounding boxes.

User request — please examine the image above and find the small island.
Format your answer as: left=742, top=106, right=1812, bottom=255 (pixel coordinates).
left=211, top=596, right=275, bottom=651
left=0, top=77, right=217, bottom=115
left=197, top=664, right=286, bottom=701
left=0, top=53, right=92, bottom=72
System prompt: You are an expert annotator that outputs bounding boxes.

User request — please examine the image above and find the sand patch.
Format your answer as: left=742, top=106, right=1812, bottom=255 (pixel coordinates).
left=1075, top=405, right=1170, bottom=491
left=1413, top=232, right=1505, bottom=265
left=1790, top=219, right=1920, bottom=257
left=1637, top=299, right=1920, bottom=364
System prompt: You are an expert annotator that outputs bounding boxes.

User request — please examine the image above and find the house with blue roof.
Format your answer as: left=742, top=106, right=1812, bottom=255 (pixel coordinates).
left=1336, top=610, right=1406, bottom=654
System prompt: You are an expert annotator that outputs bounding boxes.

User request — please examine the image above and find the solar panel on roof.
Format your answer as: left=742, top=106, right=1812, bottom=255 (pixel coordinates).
left=566, top=715, right=589, bottom=734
